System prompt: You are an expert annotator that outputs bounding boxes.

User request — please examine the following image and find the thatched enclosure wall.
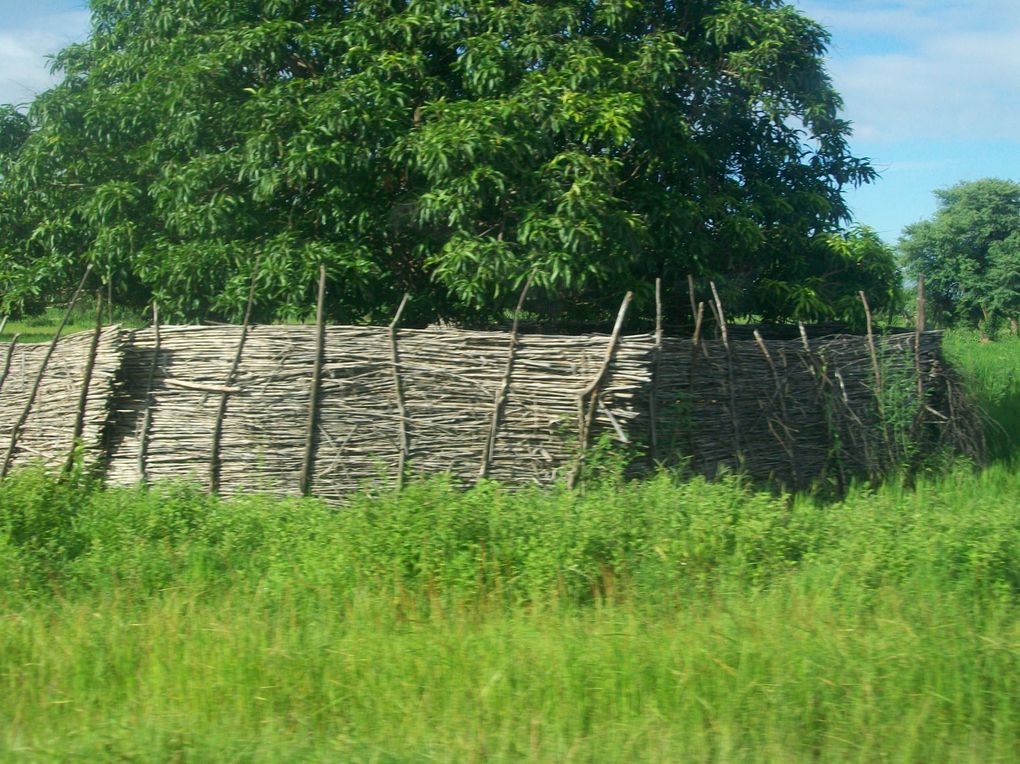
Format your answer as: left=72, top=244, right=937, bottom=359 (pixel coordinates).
left=0, top=322, right=981, bottom=498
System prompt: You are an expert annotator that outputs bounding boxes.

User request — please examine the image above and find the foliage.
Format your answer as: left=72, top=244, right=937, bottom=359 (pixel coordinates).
left=755, top=224, right=901, bottom=325
left=0, top=0, right=884, bottom=324
left=900, top=178, right=1020, bottom=330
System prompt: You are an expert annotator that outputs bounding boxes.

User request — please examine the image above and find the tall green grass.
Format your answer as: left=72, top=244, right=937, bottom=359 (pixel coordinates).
left=942, top=329, right=1020, bottom=462
left=2, top=467, right=1019, bottom=761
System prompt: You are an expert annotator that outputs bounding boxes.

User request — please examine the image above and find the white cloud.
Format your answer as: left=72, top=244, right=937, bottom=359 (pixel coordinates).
left=795, top=0, right=1020, bottom=143
left=0, top=10, right=90, bottom=107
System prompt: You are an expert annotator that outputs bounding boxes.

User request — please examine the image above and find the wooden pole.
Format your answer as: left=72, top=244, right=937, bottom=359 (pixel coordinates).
left=65, top=290, right=104, bottom=473
left=687, top=301, right=705, bottom=460
left=648, top=278, right=663, bottom=464
left=0, top=333, right=20, bottom=395
left=210, top=259, right=260, bottom=494
left=859, top=290, right=895, bottom=472
left=137, top=304, right=161, bottom=482
left=299, top=265, right=328, bottom=497
left=389, top=293, right=411, bottom=490
left=754, top=329, right=799, bottom=487
left=2, top=265, right=92, bottom=478
left=710, top=281, right=742, bottom=467
left=799, top=324, right=846, bottom=492
left=687, top=274, right=697, bottom=323
left=859, top=290, right=882, bottom=393
left=0, top=317, right=7, bottom=339
left=568, top=291, right=632, bottom=489
left=915, top=273, right=926, bottom=398
left=480, top=275, right=532, bottom=480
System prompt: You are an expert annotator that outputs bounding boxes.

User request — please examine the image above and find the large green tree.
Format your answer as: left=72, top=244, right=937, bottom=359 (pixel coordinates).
left=900, top=178, right=1020, bottom=331
left=0, top=0, right=883, bottom=324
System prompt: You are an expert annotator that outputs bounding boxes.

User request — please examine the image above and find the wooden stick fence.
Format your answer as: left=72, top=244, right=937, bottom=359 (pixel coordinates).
left=0, top=278, right=984, bottom=499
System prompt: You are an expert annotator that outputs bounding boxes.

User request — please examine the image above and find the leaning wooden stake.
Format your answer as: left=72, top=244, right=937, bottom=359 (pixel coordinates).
left=568, top=291, right=632, bottom=489
left=859, top=290, right=882, bottom=393
left=907, top=273, right=930, bottom=450
left=480, top=275, right=532, bottom=480
left=799, top=324, right=846, bottom=492
left=687, top=301, right=705, bottom=458
left=860, top=289, right=894, bottom=472
left=799, top=322, right=811, bottom=355
left=711, top=281, right=743, bottom=467
left=754, top=329, right=799, bottom=487
left=65, top=291, right=104, bottom=474
left=0, top=333, right=20, bottom=395
left=1, top=265, right=92, bottom=478
left=389, top=293, right=411, bottom=490
left=687, top=274, right=698, bottom=323
left=0, top=317, right=7, bottom=339
left=210, top=259, right=260, bottom=494
left=137, top=303, right=161, bottom=482
left=648, top=278, right=663, bottom=464
left=299, top=265, right=328, bottom=497
left=915, top=273, right=926, bottom=398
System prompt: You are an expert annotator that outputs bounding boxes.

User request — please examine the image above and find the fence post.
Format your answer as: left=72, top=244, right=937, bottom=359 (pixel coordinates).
left=686, top=300, right=705, bottom=459
left=753, top=329, right=799, bottom=487
left=0, top=333, right=20, bottom=396
left=388, top=293, right=411, bottom=491
left=137, top=303, right=161, bottom=482
left=799, top=323, right=846, bottom=493
left=65, top=290, right=104, bottom=474
left=859, top=290, right=892, bottom=473
left=687, top=274, right=697, bottom=323
left=299, top=265, right=328, bottom=497
left=210, top=259, right=260, bottom=494
left=480, top=275, right=532, bottom=480
left=1, top=265, right=92, bottom=478
left=568, top=291, right=632, bottom=489
left=648, top=278, right=663, bottom=464
left=915, top=273, right=926, bottom=398
left=710, top=281, right=743, bottom=468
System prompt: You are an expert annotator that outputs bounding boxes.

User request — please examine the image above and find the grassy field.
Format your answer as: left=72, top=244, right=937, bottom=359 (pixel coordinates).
left=0, top=302, right=142, bottom=344
left=943, top=329, right=1020, bottom=461
left=0, top=328, right=1018, bottom=761
left=2, top=462, right=1020, bottom=762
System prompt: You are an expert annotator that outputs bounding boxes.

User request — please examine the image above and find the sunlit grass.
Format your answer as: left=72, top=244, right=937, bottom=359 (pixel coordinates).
left=943, top=329, right=1020, bottom=461
left=0, top=301, right=143, bottom=344
left=1, top=465, right=1020, bottom=761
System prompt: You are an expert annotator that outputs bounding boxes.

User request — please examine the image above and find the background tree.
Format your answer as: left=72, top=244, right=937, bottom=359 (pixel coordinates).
left=0, top=0, right=886, bottom=325
left=755, top=225, right=901, bottom=327
left=900, top=178, right=1020, bottom=332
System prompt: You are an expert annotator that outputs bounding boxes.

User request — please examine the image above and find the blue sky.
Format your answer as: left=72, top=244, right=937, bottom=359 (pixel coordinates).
left=1, top=0, right=1018, bottom=245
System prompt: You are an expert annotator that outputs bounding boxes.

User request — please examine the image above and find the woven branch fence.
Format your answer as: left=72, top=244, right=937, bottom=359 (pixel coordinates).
left=0, top=328, right=122, bottom=476
left=0, top=314, right=982, bottom=499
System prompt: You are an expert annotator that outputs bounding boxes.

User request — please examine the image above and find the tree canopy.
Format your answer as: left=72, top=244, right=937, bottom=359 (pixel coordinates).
left=900, top=178, right=1020, bottom=331
left=0, top=0, right=887, bottom=325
